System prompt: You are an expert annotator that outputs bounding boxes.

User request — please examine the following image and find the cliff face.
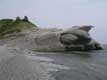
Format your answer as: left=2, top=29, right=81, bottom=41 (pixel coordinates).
left=0, top=17, right=103, bottom=52
left=33, top=26, right=102, bottom=51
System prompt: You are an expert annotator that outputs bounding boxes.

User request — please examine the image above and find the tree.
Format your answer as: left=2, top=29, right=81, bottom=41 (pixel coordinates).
left=23, top=16, right=29, bottom=22
left=15, top=17, right=21, bottom=22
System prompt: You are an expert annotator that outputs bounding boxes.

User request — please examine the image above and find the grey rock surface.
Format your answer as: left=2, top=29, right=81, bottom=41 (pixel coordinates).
left=0, top=52, right=52, bottom=80
left=0, top=26, right=102, bottom=51
left=61, top=29, right=91, bottom=45
left=60, top=26, right=102, bottom=51
left=0, top=46, right=53, bottom=80
left=34, top=32, right=65, bottom=51
left=0, top=45, right=70, bottom=80
left=60, top=33, right=78, bottom=45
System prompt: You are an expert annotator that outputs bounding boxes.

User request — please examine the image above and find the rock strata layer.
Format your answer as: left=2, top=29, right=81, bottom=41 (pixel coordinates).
left=1, top=26, right=102, bottom=51
left=34, top=26, right=103, bottom=51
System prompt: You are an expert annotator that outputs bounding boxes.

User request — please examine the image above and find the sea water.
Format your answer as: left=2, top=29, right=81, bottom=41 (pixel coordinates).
left=35, top=45, right=107, bottom=80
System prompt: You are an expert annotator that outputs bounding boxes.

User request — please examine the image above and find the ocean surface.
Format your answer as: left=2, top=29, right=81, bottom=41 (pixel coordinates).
left=35, top=45, right=107, bottom=80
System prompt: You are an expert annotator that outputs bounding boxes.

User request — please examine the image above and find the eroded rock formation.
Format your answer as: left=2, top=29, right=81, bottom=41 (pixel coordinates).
left=60, top=25, right=102, bottom=51
left=34, top=25, right=103, bottom=51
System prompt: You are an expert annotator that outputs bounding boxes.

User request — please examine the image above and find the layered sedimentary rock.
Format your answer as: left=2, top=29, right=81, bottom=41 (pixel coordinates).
left=34, top=25, right=102, bottom=51
left=2, top=25, right=102, bottom=51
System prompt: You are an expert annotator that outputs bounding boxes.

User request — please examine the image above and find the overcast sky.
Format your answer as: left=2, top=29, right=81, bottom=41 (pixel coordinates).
left=0, top=0, right=107, bottom=44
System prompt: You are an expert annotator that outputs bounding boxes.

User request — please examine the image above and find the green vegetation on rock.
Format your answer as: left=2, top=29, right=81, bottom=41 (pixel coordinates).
left=0, top=16, right=38, bottom=38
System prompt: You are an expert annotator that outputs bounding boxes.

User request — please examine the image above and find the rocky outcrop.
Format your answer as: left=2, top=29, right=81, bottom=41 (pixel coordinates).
left=34, top=25, right=102, bottom=51
left=1, top=25, right=102, bottom=52
left=60, top=25, right=103, bottom=51
left=0, top=17, right=102, bottom=51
